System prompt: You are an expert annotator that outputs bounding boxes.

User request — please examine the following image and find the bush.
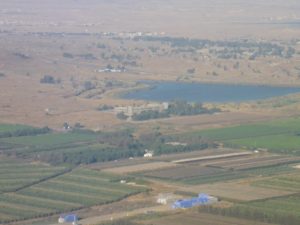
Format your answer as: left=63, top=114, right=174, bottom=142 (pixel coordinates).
left=40, top=75, right=58, bottom=84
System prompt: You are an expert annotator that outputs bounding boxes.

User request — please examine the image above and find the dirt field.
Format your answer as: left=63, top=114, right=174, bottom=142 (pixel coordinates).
left=102, top=162, right=178, bottom=175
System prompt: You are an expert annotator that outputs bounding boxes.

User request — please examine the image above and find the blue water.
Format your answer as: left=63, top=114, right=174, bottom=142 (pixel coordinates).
left=123, top=81, right=300, bottom=103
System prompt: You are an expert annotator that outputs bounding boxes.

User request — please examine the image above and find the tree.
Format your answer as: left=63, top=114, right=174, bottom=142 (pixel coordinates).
left=187, top=68, right=196, bottom=74
left=117, top=112, right=128, bottom=120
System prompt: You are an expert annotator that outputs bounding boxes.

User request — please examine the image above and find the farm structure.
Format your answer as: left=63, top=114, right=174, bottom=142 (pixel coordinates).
left=172, top=193, right=217, bottom=209
left=157, top=193, right=176, bottom=205
left=58, top=214, right=78, bottom=224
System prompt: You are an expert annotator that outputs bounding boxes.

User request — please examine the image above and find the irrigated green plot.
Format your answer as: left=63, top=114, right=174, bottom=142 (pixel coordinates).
left=228, top=134, right=300, bottom=154
left=0, top=168, right=146, bottom=223
left=185, top=117, right=300, bottom=155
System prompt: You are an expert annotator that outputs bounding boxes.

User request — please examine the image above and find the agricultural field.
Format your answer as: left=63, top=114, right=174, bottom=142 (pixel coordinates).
left=102, top=162, right=177, bottom=175
left=180, top=164, right=296, bottom=185
left=205, top=155, right=300, bottom=170
left=140, top=150, right=298, bottom=185
left=189, top=117, right=300, bottom=155
left=136, top=211, right=277, bottom=225
left=0, top=157, right=66, bottom=193
left=252, top=173, right=300, bottom=192
left=0, top=124, right=33, bottom=134
left=216, top=194, right=300, bottom=225
left=0, top=168, right=146, bottom=224
left=0, top=131, right=98, bottom=150
left=0, top=128, right=148, bottom=165
left=144, top=165, right=222, bottom=180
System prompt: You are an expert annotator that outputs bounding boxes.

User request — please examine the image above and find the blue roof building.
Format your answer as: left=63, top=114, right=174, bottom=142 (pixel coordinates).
left=172, top=193, right=217, bottom=209
left=58, top=214, right=78, bottom=224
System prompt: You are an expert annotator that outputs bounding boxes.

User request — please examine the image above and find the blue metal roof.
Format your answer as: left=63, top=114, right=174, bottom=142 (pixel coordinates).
left=172, top=193, right=211, bottom=209
left=61, top=214, right=77, bottom=223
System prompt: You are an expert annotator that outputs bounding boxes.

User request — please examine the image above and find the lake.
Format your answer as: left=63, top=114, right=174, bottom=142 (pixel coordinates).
left=122, top=81, right=300, bottom=103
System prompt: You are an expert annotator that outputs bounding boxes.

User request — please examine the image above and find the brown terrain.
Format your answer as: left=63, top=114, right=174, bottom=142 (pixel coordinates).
left=0, top=0, right=300, bottom=131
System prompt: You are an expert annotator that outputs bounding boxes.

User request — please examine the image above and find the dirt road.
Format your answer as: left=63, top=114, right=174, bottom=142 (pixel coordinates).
left=50, top=205, right=170, bottom=225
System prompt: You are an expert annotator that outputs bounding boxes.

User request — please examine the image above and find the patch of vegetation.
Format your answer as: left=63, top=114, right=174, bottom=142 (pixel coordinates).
left=97, top=104, right=114, bottom=111
left=129, top=100, right=220, bottom=121
left=40, top=75, right=60, bottom=84
left=134, top=35, right=294, bottom=59
left=62, top=52, right=74, bottom=58
left=0, top=126, right=50, bottom=138
left=117, top=112, right=129, bottom=120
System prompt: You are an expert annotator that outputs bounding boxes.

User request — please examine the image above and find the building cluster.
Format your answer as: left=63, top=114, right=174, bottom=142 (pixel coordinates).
left=114, top=102, right=169, bottom=117
left=156, top=193, right=218, bottom=209
left=172, top=193, right=218, bottom=209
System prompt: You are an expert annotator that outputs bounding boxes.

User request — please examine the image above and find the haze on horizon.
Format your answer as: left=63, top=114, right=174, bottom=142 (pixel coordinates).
left=0, top=0, right=300, bottom=39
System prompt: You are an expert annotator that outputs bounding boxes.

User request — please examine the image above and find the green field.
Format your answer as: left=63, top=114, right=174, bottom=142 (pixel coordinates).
left=0, top=132, right=98, bottom=148
left=0, top=168, right=145, bottom=224
left=199, top=194, right=300, bottom=225
left=187, top=117, right=300, bottom=155
left=0, top=124, right=33, bottom=133
left=253, top=173, right=300, bottom=192
left=180, top=164, right=295, bottom=185
left=231, top=195, right=300, bottom=225
left=0, top=128, right=146, bottom=165
left=0, top=157, right=66, bottom=193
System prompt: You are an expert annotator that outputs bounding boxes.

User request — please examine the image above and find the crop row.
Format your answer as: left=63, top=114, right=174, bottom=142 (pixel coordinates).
left=0, top=169, right=145, bottom=224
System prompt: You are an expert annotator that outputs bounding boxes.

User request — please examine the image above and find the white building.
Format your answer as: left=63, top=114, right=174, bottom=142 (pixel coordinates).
left=157, top=193, right=175, bottom=205
left=144, top=149, right=154, bottom=158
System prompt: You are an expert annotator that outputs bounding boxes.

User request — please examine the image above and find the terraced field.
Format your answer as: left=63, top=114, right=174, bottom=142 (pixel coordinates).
left=0, top=168, right=146, bottom=224
left=0, top=158, right=66, bottom=193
